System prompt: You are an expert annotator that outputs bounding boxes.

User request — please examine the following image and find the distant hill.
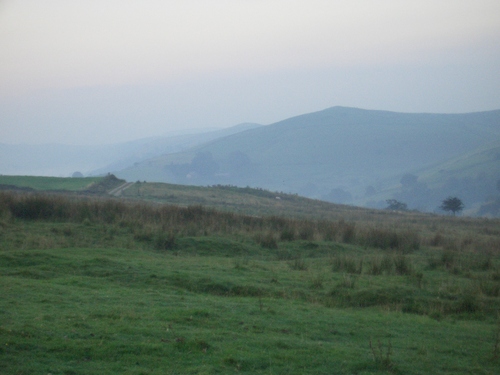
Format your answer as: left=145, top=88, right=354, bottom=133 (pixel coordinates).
left=0, top=123, right=261, bottom=177
left=89, top=123, right=261, bottom=176
left=115, top=106, right=500, bottom=214
left=364, top=141, right=500, bottom=213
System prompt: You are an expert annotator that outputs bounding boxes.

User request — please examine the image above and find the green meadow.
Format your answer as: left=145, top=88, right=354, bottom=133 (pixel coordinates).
left=1, top=188, right=500, bottom=374
left=0, top=175, right=103, bottom=192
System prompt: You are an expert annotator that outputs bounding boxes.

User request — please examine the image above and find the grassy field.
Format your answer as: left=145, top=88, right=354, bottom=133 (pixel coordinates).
left=123, top=181, right=500, bottom=251
left=0, top=175, right=103, bottom=191
left=1, top=191, right=500, bottom=374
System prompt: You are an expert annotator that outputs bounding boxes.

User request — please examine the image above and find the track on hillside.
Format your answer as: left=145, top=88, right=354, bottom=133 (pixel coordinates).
left=108, top=181, right=134, bottom=197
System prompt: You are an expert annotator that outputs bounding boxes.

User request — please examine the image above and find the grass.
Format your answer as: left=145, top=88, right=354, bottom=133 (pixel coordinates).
left=0, top=175, right=103, bottom=191
left=124, top=182, right=500, bottom=250
left=2, top=243, right=500, bottom=374
left=1, top=189, right=500, bottom=373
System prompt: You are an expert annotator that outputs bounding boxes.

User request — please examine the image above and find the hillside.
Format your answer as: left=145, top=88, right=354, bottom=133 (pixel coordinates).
left=116, top=107, right=500, bottom=213
left=0, top=123, right=261, bottom=177
left=361, top=140, right=500, bottom=213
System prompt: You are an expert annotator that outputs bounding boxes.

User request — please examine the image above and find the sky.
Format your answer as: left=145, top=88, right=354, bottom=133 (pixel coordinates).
left=1, top=0, right=500, bottom=145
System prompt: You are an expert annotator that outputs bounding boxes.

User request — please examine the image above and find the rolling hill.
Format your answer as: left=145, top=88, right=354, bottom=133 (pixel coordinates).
left=363, top=141, right=500, bottom=213
left=115, top=106, right=500, bottom=213
left=0, top=123, right=261, bottom=177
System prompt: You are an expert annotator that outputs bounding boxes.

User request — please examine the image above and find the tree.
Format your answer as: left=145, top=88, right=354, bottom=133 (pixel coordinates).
left=385, top=199, right=408, bottom=211
left=440, top=197, right=464, bottom=216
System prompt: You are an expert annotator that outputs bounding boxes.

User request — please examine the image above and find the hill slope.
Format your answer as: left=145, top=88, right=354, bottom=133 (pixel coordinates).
left=0, top=123, right=261, bottom=177
left=116, top=107, right=500, bottom=211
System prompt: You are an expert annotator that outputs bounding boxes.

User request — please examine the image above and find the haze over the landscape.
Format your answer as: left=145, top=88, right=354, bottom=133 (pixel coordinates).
left=1, top=0, right=500, bottom=145
left=3, top=4, right=500, bottom=372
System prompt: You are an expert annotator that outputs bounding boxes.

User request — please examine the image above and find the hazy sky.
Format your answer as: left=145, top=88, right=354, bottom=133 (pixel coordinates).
left=1, top=0, right=500, bottom=145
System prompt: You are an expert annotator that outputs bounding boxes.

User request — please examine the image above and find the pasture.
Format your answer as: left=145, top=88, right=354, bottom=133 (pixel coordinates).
left=1, top=190, right=499, bottom=374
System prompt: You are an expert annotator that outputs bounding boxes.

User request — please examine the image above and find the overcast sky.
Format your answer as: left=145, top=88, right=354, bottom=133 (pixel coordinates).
left=1, top=0, right=500, bottom=145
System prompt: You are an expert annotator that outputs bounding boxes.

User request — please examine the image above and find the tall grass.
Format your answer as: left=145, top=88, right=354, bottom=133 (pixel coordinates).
left=1, top=190, right=498, bottom=257
left=0, top=191, right=423, bottom=251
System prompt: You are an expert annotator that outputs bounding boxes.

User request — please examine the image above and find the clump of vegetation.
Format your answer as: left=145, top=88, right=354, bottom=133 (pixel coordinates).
left=360, top=227, right=420, bottom=253
left=256, top=232, right=278, bottom=249
left=289, top=257, right=308, bottom=271
left=366, top=255, right=394, bottom=275
left=331, top=255, right=363, bottom=274
left=369, top=339, right=394, bottom=371
left=154, top=232, right=177, bottom=251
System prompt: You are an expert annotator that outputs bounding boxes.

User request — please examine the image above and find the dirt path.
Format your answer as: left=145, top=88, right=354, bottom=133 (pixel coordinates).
left=108, top=181, right=134, bottom=197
